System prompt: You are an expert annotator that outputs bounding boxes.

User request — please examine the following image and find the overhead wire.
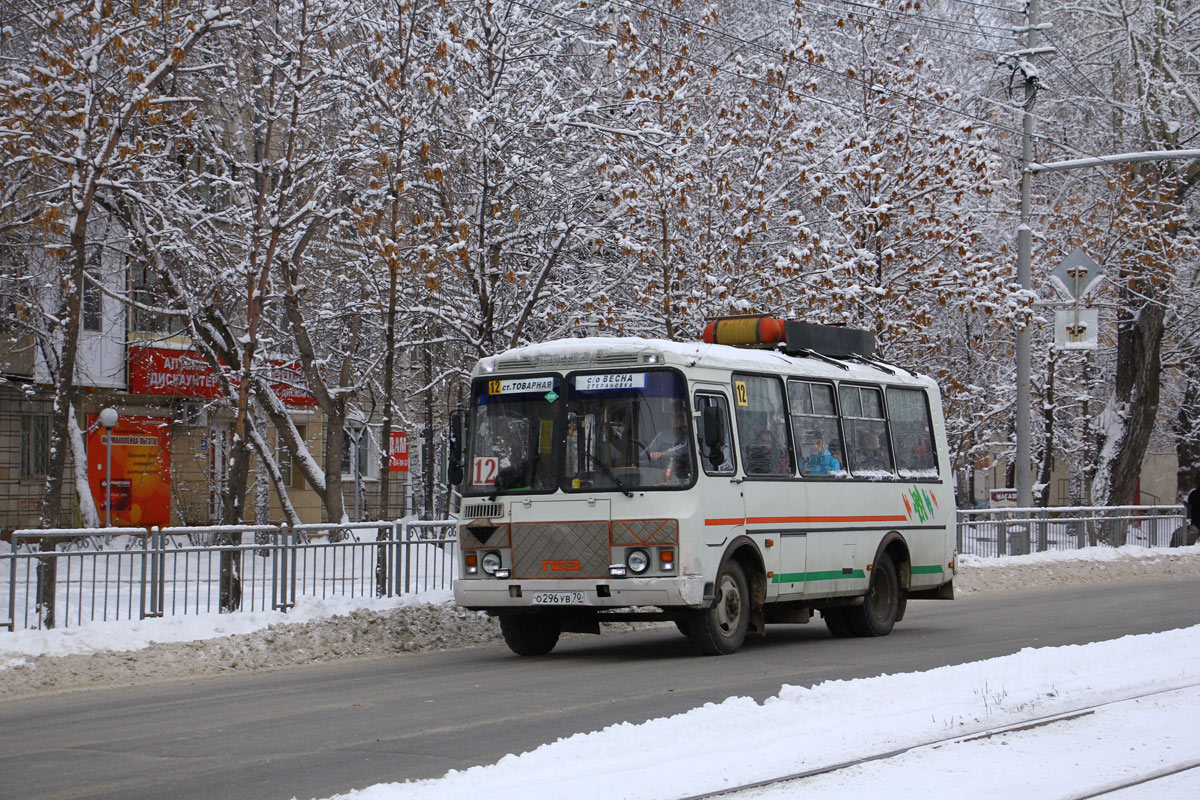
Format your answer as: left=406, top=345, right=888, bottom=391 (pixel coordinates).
left=940, top=0, right=1024, bottom=15
left=795, top=0, right=1015, bottom=62
left=807, top=0, right=1017, bottom=41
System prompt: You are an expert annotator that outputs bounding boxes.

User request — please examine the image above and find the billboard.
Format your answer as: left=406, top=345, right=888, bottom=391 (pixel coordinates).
left=87, top=415, right=172, bottom=527
left=128, top=346, right=316, bottom=406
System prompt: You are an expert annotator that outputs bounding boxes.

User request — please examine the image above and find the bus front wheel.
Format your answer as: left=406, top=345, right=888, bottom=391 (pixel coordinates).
left=688, top=560, right=750, bottom=655
left=846, top=556, right=900, bottom=637
left=499, top=614, right=562, bottom=656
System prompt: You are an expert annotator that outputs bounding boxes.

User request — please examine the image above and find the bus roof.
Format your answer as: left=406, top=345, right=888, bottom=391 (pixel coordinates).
left=474, top=336, right=936, bottom=389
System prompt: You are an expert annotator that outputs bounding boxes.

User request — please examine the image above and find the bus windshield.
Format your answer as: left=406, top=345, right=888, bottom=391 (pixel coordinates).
left=466, top=370, right=693, bottom=496
left=467, top=375, right=561, bottom=495
left=565, top=370, right=693, bottom=491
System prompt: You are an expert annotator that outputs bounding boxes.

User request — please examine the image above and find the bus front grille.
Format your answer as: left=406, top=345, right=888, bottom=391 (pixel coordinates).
left=462, top=502, right=504, bottom=520
left=511, top=522, right=610, bottom=579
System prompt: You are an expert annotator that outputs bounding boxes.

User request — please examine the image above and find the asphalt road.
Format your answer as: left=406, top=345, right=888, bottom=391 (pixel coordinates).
left=2, top=579, right=1198, bottom=800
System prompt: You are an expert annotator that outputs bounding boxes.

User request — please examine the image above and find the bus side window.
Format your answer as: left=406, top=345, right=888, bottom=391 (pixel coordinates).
left=694, top=393, right=735, bottom=475
left=887, top=387, right=938, bottom=478
left=733, top=373, right=794, bottom=476
left=839, top=384, right=895, bottom=478
left=788, top=380, right=846, bottom=479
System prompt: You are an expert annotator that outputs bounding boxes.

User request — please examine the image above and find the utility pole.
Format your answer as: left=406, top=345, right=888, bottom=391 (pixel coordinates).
left=1014, top=0, right=1044, bottom=509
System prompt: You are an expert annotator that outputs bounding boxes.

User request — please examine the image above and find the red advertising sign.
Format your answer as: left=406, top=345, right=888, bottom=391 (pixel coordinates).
left=128, top=347, right=316, bottom=406
left=263, top=360, right=317, bottom=406
left=87, top=415, right=172, bottom=527
left=389, top=431, right=409, bottom=472
left=129, top=348, right=222, bottom=397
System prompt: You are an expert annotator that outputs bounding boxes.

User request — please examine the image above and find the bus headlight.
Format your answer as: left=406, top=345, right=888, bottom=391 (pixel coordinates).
left=626, top=549, right=650, bottom=574
left=481, top=551, right=502, bottom=575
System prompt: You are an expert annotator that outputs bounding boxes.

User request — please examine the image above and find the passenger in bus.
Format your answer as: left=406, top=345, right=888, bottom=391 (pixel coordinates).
left=830, top=438, right=845, bottom=470
left=804, top=430, right=841, bottom=476
left=911, top=436, right=935, bottom=470
left=858, top=431, right=891, bottom=472
left=747, top=426, right=788, bottom=474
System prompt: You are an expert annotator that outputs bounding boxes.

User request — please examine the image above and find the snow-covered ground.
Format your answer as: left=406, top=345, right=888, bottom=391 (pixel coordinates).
left=3, top=546, right=1200, bottom=799
left=329, top=628, right=1200, bottom=800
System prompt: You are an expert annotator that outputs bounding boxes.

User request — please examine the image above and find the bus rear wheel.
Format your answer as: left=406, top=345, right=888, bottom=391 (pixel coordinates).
left=688, top=560, right=750, bottom=655
left=822, top=607, right=855, bottom=638
left=499, top=614, right=562, bottom=656
left=846, top=556, right=899, bottom=637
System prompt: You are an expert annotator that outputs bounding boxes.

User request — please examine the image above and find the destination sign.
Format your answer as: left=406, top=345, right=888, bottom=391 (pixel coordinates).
left=574, top=373, right=647, bottom=391
left=488, top=377, right=556, bottom=395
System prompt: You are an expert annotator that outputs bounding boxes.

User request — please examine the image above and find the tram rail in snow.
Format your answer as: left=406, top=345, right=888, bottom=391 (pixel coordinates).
left=677, top=683, right=1200, bottom=800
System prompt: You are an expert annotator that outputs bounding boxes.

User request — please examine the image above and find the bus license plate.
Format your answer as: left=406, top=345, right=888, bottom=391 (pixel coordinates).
left=532, top=591, right=586, bottom=605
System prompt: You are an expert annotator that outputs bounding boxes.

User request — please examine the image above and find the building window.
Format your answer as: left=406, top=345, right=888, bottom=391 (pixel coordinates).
left=83, top=271, right=103, bottom=332
left=279, top=424, right=307, bottom=489
left=20, top=414, right=50, bottom=479
left=130, top=260, right=173, bottom=334
left=342, top=425, right=377, bottom=479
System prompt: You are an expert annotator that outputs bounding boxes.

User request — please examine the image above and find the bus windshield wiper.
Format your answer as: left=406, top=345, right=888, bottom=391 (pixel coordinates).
left=584, top=451, right=634, bottom=498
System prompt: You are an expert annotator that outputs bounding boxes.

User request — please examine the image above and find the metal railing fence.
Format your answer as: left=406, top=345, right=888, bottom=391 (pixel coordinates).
left=2, top=519, right=457, bottom=632
left=4, top=507, right=1192, bottom=631
left=956, top=505, right=1188, bottom=557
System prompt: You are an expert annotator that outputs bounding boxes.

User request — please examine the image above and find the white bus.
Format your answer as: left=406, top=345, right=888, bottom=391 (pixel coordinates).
left=450, top=317, right=956, bottom=656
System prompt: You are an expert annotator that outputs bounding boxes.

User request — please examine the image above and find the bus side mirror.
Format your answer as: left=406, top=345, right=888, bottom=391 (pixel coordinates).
left=447, top=409, right=466, bottom=486
left=702, top=406, right=725, bottom=467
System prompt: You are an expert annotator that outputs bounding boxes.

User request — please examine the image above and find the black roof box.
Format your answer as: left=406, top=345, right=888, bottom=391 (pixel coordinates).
left=783, top=321, right=875, bottom=358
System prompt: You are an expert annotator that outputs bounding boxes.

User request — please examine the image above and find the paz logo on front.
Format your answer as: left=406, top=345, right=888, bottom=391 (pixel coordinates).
left=542, top=559, right=580, bottom=572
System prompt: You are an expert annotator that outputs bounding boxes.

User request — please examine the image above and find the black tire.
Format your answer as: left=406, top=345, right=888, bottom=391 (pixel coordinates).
left=822, top=607, right=855, bottom=638
left=499, top=614, right=562, bottom=656
left=688, top=560, right=750, bottom=655
left=674, top=618, right=692, bottom=637
left=846, top=556, right=900, bottom=637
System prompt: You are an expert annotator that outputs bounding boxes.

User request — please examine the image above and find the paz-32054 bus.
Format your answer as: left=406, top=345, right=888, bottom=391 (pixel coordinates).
left=450, top=318, right=956, bottom=655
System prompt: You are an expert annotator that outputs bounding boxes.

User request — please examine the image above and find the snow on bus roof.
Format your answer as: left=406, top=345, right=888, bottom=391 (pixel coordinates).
left=480, top=336, right=934, bottom=386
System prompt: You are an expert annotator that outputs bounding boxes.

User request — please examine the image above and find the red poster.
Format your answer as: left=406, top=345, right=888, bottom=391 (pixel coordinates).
left=87, top=415, right=172, bottom=527
left=389, top=431, right=409, bottom=472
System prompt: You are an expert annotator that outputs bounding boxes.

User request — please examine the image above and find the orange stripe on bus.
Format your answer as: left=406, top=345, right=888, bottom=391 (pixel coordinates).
left=746, top=515, right=909, bottom=524
left=705, top=514, right=909, bottom=527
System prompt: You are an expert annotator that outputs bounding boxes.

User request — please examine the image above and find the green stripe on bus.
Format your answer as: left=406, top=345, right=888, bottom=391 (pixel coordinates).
left=772, top=570, right=866, bottom=584
left=772, top=565, right=943, bottom=584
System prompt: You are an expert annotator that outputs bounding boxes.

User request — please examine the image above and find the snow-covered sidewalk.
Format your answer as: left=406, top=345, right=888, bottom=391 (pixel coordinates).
left=323, top=624, right=1200, bottom=800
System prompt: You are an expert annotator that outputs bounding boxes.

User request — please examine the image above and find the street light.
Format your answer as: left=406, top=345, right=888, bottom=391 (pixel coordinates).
left=99, top=407, right=119, bottom=527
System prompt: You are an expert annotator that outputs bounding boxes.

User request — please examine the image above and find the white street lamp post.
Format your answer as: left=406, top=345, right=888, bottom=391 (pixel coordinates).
left=99, top=407, right=119, bottom=527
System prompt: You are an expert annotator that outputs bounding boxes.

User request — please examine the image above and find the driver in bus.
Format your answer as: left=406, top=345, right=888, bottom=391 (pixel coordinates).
left=645, top=409, right=691, bottom=479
